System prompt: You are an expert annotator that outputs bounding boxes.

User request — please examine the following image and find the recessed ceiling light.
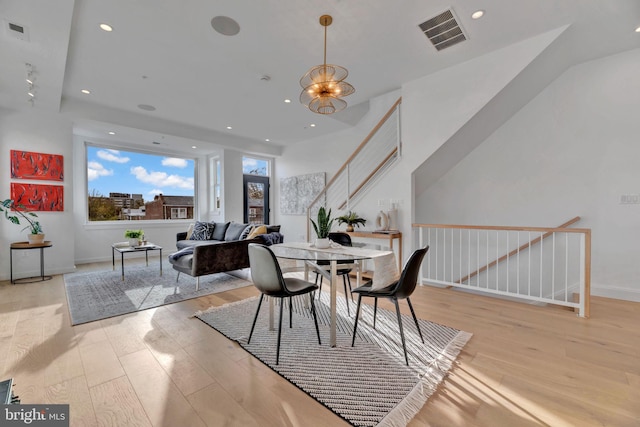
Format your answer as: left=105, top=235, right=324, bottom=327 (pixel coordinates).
left=81, top=89, right=91, bottom=94
left=152, top=141, right=161, bottom=145
left=310, top=123, right=316, bottom=127
left=138, top=104, right=156, bottom=111
left=284, top=99, right=291, bottom=103
left=26, top=78, right=33, bottom=85
left=99, top=23, right=113, bottom=32
left=191, top=145, right=197, bottom=149
left=226, top=126, right=232, bottom=130
left=635, top=26, right=640, bottom=33
left=471, top=10, right=484, bottom=19
left=108, top=131, right=115, bottom=135
left=265, top=138, right=270, bottom=142
left=27, top=91, right=35, bottom=97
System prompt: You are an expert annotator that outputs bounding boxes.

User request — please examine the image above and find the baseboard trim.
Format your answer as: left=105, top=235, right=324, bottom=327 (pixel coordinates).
left=591, top=284, right=640, bottom=303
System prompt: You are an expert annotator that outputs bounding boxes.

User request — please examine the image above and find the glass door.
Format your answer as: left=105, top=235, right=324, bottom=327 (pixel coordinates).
left=243, top=175, right=269, bottom=224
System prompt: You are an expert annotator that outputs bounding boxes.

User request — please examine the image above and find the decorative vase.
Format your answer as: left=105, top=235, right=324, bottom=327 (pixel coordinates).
left=28, top=233, right=45, bottom=244
left=346, top=225, right=354, bottom=232
left=129, top=238, right=139, bottom=247
left=315, top=238, right=331, bottom=249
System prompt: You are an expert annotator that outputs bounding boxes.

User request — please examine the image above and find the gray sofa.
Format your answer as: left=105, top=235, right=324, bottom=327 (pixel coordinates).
left=168, top=221, right=283, bottom=289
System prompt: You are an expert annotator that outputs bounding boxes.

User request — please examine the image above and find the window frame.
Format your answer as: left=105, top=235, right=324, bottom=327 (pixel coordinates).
left=84, top=141, right=198, bottom=225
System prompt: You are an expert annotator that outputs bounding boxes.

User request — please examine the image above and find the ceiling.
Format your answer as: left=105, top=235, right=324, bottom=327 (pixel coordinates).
left=1, top=0, right=639, bottom=155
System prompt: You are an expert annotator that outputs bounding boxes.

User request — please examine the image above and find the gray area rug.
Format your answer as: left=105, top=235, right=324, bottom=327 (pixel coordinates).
left=64, top=265, right=252, bottom=325
left=195, top=292, right=472, bottom=427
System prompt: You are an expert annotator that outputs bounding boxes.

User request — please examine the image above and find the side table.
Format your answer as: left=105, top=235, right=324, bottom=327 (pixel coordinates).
left=10, top=241, right=53, bottom=284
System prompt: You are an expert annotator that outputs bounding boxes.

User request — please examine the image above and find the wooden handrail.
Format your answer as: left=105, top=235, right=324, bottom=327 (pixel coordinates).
left=449, top=216, right=581, bottom=284
left=337, top=147, right=398, bottom=210
left=412, top=220, right=588, bottom=234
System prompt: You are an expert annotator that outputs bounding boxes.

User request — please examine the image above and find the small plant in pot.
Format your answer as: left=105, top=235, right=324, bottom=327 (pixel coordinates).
left=336, top=211, right=366, bottom=232
left=1, top=198, right=44, bottom=244
left=310, top=206, right=334, bottom=248
left=124, top=229, right=144, bottom=247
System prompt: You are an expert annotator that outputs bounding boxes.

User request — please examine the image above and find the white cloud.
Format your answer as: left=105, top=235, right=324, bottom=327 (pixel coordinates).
left=87, top=161, right=113, bottom=181
left=97, top=149, right=130, bottom=163
left=162, top=157, right=188, bottom=168
left=130, top=166, right=194, bottom=190
left=148, top=189, right=163, bottom=196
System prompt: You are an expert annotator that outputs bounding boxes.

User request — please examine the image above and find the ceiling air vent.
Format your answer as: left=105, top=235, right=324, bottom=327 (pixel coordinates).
left=418, top=9, right=466, bottom=51
left=5, top=20, right=30, bottom=41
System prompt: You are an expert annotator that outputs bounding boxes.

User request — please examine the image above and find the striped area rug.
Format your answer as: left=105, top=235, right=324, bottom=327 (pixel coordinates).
left=195, top=292, right=472, bottom=427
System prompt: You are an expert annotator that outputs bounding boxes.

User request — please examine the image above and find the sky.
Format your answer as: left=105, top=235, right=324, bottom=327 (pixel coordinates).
left=87, top=146, right=194, bottom=201
left=87, top=146, right=269, bottom=202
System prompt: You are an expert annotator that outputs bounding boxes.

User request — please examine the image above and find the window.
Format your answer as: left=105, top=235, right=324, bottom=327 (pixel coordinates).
left=171, top=207, right=188, bottom=219
left=242, top=156, right=269, bottom=176
left=211, top=157, right=221, bottom=213
left=86, top=145, right=195, bottom=222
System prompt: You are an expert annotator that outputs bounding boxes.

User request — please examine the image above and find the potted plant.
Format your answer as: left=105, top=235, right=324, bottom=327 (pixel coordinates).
left=336, top=211, right=367, bottom=232
left=1, top=198, right=44, bottom=244
left=124, top=229, right=144, bottom=247
left=310, top=206, right=333, bottom=248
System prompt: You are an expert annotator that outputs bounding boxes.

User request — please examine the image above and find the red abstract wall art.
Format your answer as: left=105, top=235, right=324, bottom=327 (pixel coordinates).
left=10, top=150, right=64, bottom=181
left=10, top=183, right=64, bottom=212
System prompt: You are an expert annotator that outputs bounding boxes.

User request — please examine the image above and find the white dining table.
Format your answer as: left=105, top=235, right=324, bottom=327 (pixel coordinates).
left=269, top=242, right=394, bottom=347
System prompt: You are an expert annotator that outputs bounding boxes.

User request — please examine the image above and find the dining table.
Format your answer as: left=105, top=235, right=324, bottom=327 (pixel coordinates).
left=269, top=241, right=396, bottom=347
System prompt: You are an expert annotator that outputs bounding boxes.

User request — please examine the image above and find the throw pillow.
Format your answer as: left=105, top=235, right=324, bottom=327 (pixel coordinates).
left=190, top=221, right=214, bottom=240
left=224, top=222, right=249, bottom=241
left=185, top=223, right=195, bottom=240
left=247, top=225, right=267, bottom=240
left=239, top=224, right=254, bottom=240
left=211, top=222, right=230, bottom=241
left=266, top=225, right=281, bottom=233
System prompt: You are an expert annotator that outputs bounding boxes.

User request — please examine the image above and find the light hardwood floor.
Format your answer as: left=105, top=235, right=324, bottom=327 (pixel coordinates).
left=1, top=258, right=639, bottom=427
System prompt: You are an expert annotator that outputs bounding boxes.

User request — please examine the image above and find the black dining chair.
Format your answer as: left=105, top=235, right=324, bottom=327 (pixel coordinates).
left=313, top=232, right=355, bottom=315
left=351, top=246, right=429, bottom=366
left=247, top=243, right=322, bottom=365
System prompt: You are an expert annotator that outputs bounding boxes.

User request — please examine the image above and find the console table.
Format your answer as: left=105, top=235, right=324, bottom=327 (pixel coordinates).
left=10, top=241, right=53, bottom=284
left=346, top=231, right=402, bottom=271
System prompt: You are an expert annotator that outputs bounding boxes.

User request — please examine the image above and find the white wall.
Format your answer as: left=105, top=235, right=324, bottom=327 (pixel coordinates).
left=0, top=108, right=75, bottom=279
left=274, top=90, right=402, bottom=243
left=415, top=48, right=640, bottom=302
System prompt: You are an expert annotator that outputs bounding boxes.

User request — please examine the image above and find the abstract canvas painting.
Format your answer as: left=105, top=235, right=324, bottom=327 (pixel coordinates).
left=280, top=172, right=325, bottom=215
left=10, top=183, right=64, bottom=212
left=10, top=150, right=64, bottom=181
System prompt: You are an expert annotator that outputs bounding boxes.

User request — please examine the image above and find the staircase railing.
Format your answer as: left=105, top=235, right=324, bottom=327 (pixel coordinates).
left=307, top=97, right=402, bottom=239
left=413, top=221, right=591, bottom=317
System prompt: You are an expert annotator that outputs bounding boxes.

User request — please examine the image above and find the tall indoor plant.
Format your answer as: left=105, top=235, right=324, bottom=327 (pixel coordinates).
left=310, top=206, right=334, bottom=248
left=1, top=198, right=44, bottom=244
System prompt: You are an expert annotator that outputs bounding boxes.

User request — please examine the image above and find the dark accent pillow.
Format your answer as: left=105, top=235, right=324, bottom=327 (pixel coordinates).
left=266, top=225, right=281, bottom=233
left=211, top=222, right=230, bottom=241
left=190, top=221, right=214, bottom=240
left=225, top=223, right=249, bottom=241
left=239, top=224, right=254, bottom=240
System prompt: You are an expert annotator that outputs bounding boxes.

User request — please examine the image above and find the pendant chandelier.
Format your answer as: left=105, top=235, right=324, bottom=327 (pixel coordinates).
left=300, top=15, right=355, bottom=115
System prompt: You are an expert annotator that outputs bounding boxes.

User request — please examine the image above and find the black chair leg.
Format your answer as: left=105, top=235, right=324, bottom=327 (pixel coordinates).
left=309, top=293, right=321, bottom=345
left=373, top=298, right=378, bottom=329
left=248, top=294, right=264, bottom=344
left=351, top=294, right=363, bottom=347
left=394, top=299, right=409, bottom=366
left=406, top=298, right=424, bottom=343
left=276, top=298, right=284, bottom=365
left=315, top=273, right=323, bottom=299
left=342, top=275, right=350, bottom=317
left=346, top=274, right=354, bottom=302
left=289, top=296, right=293, bottom=328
